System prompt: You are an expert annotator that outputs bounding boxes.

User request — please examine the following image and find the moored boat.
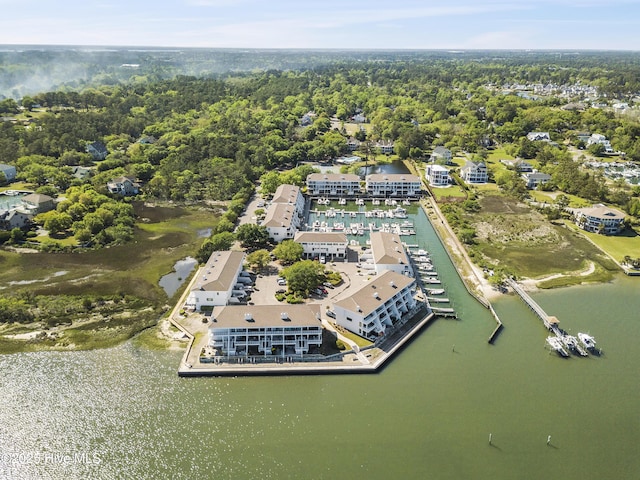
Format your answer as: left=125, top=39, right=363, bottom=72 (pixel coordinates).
left=578, top=332, right=597, bottom=351
left=546, top=336, right=569, bottom=357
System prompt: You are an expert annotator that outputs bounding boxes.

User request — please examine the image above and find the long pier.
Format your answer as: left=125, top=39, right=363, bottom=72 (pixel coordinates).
left=505, top=278, right=558, bottom=331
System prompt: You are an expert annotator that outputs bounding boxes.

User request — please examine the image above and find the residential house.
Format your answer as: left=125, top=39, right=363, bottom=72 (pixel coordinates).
left=430, top=146, right=452, bottom=164
left=21, top=193, right=55, bottom=214
left=0, top=164, right=16, bottom=183
left=107, top=176, right=140, bottom=196
left=526, top=132, right=551, bottom=142
left=587, top=134, right=614, bottom=153
left=333, top=270, right=417, bottom=340
left=85, top=141, right=108, bottom=160
left=346, top=137, right=360, bottom=152
left=574, top=204, right=625, bottom=235
left=425, top=164, right=450, bottom=187
left=365, top=174, right=421, bottom=197
left=208, top=304, right=322, bottom=357
left=500, top=159, right=533, bottom=172
left=185, top=251, right=246, bottom=311
left=71, top=166, right=92, bottom=181
left=0, top=210, right=32, bottom=230
left=375, top=140, right=394, bottom=155
left=460, top=161, right=488, bottom=184
left=522, top=171, right=552, bottom=189
left=294, top=231, right=348, bottom=260
left=368, top=231, right=413, bottom=277
left=306, top=173, right=361, bottom=197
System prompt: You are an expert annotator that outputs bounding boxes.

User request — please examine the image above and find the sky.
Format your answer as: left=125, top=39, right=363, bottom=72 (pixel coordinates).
left=1, top=0, right=640, bottom=50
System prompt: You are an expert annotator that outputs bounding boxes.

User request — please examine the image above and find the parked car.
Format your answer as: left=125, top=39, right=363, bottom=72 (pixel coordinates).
left=276, top=289, right=286, bottom=294
left=323, top=282, right=335, bottom=289
left=326, top=310, right=336, bottom=319
left=277, top=278, right=287, bottom=286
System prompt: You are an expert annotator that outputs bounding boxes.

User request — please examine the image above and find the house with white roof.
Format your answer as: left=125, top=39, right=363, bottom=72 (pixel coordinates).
left=333, top=270, right=416, bottom=340
left=185, top=251, right=246, bottom=311
left=586, top=134, right=614, bottom=153
left=294, top=231, right=348, bottom=260
left=306, top=173, right=361, bottom=197
left=208, top=304, right=322, bottom=357
left=574, top=204, right=625, bottom=235
left=425, top=164, right=450, bottom=187
left=365, top=174, right=421, bottom=197
left=460, top=161, right=488, bottom=184
left=526, top=132, right=551, bottom=142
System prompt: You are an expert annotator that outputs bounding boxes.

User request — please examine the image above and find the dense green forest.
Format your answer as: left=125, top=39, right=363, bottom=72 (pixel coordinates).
left=2, top=51, right=640, bottom=237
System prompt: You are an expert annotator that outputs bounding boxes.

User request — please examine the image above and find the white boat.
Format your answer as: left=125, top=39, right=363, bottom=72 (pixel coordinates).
left=578, top=332, right=597, bottom=350
left=546, top=336, right=569, bottom=357
left=426, top=288, right=445, bottom=295
left=417, top=249, right=428, bottom=256
left=338, top=198, right=346, bottom=205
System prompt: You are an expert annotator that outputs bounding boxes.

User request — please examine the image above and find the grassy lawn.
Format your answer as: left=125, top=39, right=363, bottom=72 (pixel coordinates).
left=338, top=328, right=373, bottom=348
left=431, top=186, right=467, bottom=201
left=0, top=182, right=35, bottom=192
left=574, top=224, right=640, bottom=262
left=473, top=183, right=500, bottom=193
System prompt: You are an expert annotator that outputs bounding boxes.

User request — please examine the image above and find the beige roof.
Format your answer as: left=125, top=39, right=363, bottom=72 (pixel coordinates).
left=263, top=203, right=296, bottom=228
left=211, top=304, right=321, bottom=329
left=22, top=193, right=54, bottom=205
left=370, top=231, right=410, bottom=266
left=272, top=184, right=301, bottom=204
left=193, top=251, right=245, bottom=293
left=577, top=204, right=625, bottom=221
left=294, top=231, right=348, bottom=244
left=306, top=173, right=361, bottom=182
left=366, top=173, right=420, bottom=183
left=334, top=271, right=415, bottom=317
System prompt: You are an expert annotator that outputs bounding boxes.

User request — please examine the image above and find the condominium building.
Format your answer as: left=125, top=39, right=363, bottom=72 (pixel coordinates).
left=306, top=173, right=362, bottom=197
left=369, top=231, right=413, bottom=277
left=186, top=251, right=246, bottom=311
left=425, top=164, right=450, bottom=186
left=293, top=231, right=348, bottom=260
left=365, top=174, right=421, bottom=197
left=208, top=304, right=322, bottom=356
left=333, top=271, right=416, bottom=340
left=263, top=203, right=302, bottom=242
left=574, top=204, right=625, bottom=235
left=272, top=184, right=305, bottom=212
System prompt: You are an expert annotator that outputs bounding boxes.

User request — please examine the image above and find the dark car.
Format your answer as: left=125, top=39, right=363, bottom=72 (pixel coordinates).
left=276, top=289, right=287, bottom=294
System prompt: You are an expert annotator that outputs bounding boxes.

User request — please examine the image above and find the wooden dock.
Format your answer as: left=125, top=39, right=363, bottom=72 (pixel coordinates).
left=505, top=278, right=558, bottom=331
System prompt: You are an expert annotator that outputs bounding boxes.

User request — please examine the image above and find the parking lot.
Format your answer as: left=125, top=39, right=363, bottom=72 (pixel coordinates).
left=249, top=254, right=380, bottom=320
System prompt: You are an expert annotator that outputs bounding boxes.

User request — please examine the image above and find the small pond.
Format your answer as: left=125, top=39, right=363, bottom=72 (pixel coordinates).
left=159, top=257, right=198, bottom=298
